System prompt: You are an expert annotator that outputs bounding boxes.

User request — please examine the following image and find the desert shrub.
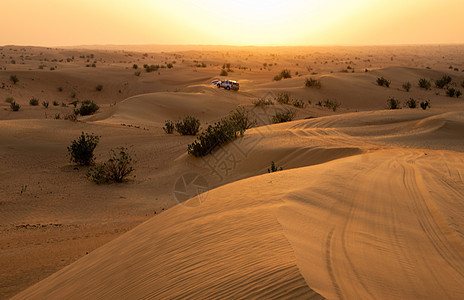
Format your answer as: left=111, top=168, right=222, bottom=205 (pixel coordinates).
left=446, top=87, right=461, bottom=98
left=61, top=102, right=67, bottom=107
left=163, top=120, right=174, bottom=134
left=5, top=97, right=14, bottom=103
left=387, top=97, right=401, bottom=109
left=305, top=77, right=321, bottom=88
left=418, top=78, right=431, bottom=90
left=78, top=100, right=99, bottom=116
left=376, top=77, right=390, bottom=87
left=187, top=107, right=255, bottom=157
left=280, top=69, right=292, bottom=79
left=275, top=92, right=290, bottom=104
left=292, top=99, right=306, bottom=108
left=406, top=98, right=417, bottom=109
left=420, top=100, right=431, bottom=110
left=96, top=84, right=103, bottom=91
left=253, top=98, right=274, bottom=106
left=54, top=114, right=61, bottom=119
left=402, top=82, right=411, bottom=92
left=64, top=110, right=78, bottom=121
left=70, top=100, right=79, bottom=108
left=10, top=101, right=20, bottom=111
left=268, top=161, right=283, bottom=173
left=273, top=74, right=282, bottom=81
left=10, top=75, right=18, bottom=84
left=57, top=87, right=63, bottom=92
left=457, top=90, right=462, bottom=98
left=70, top=91, right=76, bottom=98
left=42, top=101, right=49, bottom=108
left=220, top=69, right=228, bottom=76
left=132, top=64, right=138, bottom=69
left=435, top=75, right=452, bottom=89
left=134, top=71, right=141, bottom=76
left=272, top=109, right=296, bottom=123
left=175, top=116, right=200, bottom=135
left=87, top=147, right=135, bottom=184
left=144, top=64, right=159, bottom=72
left=67, top=132, right=100, bottom=165
left=323, top=99, right=341, bottom=111
left=29, top=98, right=39, bottom=106
left=167, top=63, right=173, bottom=69
left=53, top=100, right=59, bottom=106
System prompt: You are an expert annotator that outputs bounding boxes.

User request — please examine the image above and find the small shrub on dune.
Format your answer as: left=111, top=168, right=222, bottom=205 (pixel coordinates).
left=57, top=87, right=63, bottom=92
left=175, top=116, right=200, bottom=135
left=273, top=74, right=282, bottom=81
left=67, top=132, right=100, bottom=166
left=446, top=87, right=456, bottom=97
left=376, top=77, right=391, bottom=87
left=276, top=92, right=290, bottom=104
left=132, top=64, right=138, bottom=69
left=220, top=69, right=228, bottom=76
left=305, top=77, right=321, bottom=88
left=272, top=109, right=296, bottom=124
left=78, top=100, right=99, bottom=116
left=387, top=97, right=401, bottom=109
left=274, top=69, right=291, bottom=81
left=456, top=90, right=462, bottom=98
left=29, top=98, right=39, bottom=106
left=96, top=84, right=103, bottom=91
left=435, top=75, right=452, bottom=89
left=402, top=82, right=411, bottom=92
left=134, top=71, right=141, bottom=77
left=5, top=97, right=14, bottom=103
left=420, top=100, right=431, bottom=110
left=42, top=101, right=49, bottom=108
left=187, top=107, right=255, bottom=157
left=323, top=99, right=341, bottom=111
left=53, top=100, right=59, bottom=106
left=406, top=98, right=417, bottom=109
left=10, top=101, right=20, bottom=111
left=163, top=120, right=174, bottom=134
left=10, top=75, right=19, bottom=84
left=418, top=78, right=431, bottom=90
left=87, top=147, right=135, bottom=184
left=291, top=99, right=306, bottom=108
left=253, top=98, right=274, bottom=106
left=268, top=161, right=283, bottom=173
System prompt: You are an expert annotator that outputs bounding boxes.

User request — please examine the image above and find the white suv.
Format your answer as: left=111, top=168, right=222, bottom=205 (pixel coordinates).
left=216, top=80, right=240, bottom=90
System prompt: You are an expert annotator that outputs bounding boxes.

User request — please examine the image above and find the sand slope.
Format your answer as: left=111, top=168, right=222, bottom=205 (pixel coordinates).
left=15, top=109, right=464, bottom=299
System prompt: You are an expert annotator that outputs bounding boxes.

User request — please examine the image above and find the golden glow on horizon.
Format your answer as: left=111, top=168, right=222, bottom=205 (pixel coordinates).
left=1, top=0, right=463, bottom=46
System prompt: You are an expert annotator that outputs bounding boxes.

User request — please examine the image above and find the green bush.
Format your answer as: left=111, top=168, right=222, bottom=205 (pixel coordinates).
left=406, top=98, right=417, bottom=108
left=87, top=147, right=135, bottom=184
left=420, top=100, right=430, bottom=110
left=446, top=87, right=456, bottom=97
left=253, top=98, right=274, bottom=106
left=187, top=107, right=255, bottom=157
left=268, top=161, right=283, bottom=173
left=10, top=75, right=19, bottom=84
left=272, top=109, right=296, bottom=123
left=275, top=92, right=290, bottom=104
left=419, top=78, right=431, bottom=90
left=67, top=132, right=100, bottom=166
left=376, top=77, right=390, bottom=87
left=42, top=101, right=49, bottom=108
left=305, top=77, right=321, bottom=88
left=163, top=120, right=174, bottom=134
left=402, top=82, right=411, bottom=92
left=273, top=74, right=282, bottom=81
left=280, top=69, right=292, bottom=79
left=292, top=99, right=306, bottom=108
left=175, top=116, right=200, bottom=135
left=96, top=84, right=103, bottom=91
left=387, top=97, right=401, bottom=109
left=10, top=101, right=20, bottom=111
left=78, top=100, right=99, bottom=116
left=144, top=64, right=159, bottom=72
left=29, top=98, right=39, bottom=106
left=435, top=75, right=452, bottom=89
left=323, top=99, right=341, bottom=111
left=133, top=64, right=138, bottom=69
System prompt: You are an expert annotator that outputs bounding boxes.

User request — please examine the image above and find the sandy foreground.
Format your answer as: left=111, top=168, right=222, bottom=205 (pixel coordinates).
left=1, top=45, right=464, bottom=299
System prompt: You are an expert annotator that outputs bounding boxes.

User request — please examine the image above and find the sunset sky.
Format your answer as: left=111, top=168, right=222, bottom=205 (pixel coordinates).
left=1, top=0, right=463, bottom=46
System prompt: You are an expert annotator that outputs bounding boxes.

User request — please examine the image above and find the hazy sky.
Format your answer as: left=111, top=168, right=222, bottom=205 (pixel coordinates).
left=1, top=0, right=463, bottom=46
